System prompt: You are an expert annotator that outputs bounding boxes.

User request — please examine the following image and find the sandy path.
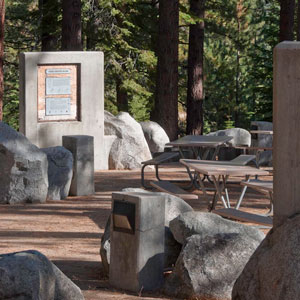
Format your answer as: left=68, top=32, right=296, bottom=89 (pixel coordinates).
left=0, top=168, right=272, bottom=299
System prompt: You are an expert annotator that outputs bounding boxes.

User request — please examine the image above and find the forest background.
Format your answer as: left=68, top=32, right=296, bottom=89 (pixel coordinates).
left=2, top=0, right=281, bottom=136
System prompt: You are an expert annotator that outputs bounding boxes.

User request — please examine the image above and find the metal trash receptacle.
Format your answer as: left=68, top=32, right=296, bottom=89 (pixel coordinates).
left=109, top=192, right=165, bottom=292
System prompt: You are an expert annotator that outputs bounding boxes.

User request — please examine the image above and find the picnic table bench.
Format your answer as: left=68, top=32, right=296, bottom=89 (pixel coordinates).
left=236, top=179, right=273, bottom=214
left=150, top=180, right=199, bottom=201
left=141, top=151, right=180, bottom=188
left=212, top=208, right=273, bottom=226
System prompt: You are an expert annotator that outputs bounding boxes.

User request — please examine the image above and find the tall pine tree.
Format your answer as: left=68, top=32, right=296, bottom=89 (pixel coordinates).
left=154, top=0, right=179, bottom=140
left=62, top=0, right=82, bottom=50
left=186, top=0, right=205, bottom=135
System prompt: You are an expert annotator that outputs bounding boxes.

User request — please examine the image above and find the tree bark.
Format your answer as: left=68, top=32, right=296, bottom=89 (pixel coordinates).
left=297, top=0, right=300, bottom=40
left=116, top=78, right=128, bottom=112
left=62, top=0, right=82, bottom=50
left=153, top=0, right=179, bottom=141
left=186, top=0, right=205, bottom=135
left=40, top=0, right=59, bottom=51
left=0, top=0, right=4, bottom=121
left=279, top=0, right=295, bottom=41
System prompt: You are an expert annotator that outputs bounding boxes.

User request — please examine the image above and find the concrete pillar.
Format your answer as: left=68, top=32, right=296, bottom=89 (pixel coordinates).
left=273, top=42, right=300, bottom=227
left=109, top=192, right=165, bottom=292
left=62, top=135, right=94, bottom=196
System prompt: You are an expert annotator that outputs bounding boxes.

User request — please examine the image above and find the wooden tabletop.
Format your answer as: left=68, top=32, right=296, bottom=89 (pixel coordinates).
left=235, top=146, right=273, bottom=151
left=240, top=180, right=273, bottom=192
left=167, top=135, right=233, bottom=147
left=180, top=159, right=270, bottom=176
left=250, top=130, right=273, bottom=135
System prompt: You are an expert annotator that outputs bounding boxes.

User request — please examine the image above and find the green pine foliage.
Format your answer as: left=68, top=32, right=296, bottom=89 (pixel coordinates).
left=82, top=0, right=157, bottom=121
left=5, top=0, right=40, bottom=129
left=4, top=0, right=278, bottom=131
left=203, top=0, right=279, bottom=132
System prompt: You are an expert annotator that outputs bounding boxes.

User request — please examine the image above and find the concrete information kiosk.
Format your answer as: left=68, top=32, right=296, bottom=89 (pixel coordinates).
left=19, top=52, right=105, bottom=170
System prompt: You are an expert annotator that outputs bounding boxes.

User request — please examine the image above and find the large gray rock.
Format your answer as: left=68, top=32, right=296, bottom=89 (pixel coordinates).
left=164, top=233, right=261, bottom=300
left=104, top=111, right=152, bottom=169
left=41, top=146, right=73, bottom=200
left=251, top=121, right=273, bottom=166
left=207, top=128, right=251, bottom=161
left=99, top=215, right=111, bottom=275
left=140, top=121, right=170, bottom=153
left=232, top=214, right=300, bottom=300
left=100, top=189, right=193, bottom=274
left=170, top=211, right=265, bottom=244
left=52, top=263, right=84, bottom=300
left=207, top=128, right=251, bottom=147
left=0, top=250, right=84, bottom=300
left=0, top=122, right=48, bottom=204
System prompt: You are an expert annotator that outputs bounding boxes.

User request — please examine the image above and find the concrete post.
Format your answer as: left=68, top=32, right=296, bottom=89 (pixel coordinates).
left=273, top=42, right=300, bottom=227
left=62, top=135, right=94, bottom=196
left=109, top=192, right=165, bottom=292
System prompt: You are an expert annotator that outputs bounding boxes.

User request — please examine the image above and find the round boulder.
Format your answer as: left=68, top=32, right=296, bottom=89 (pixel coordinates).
left=0, top=122, right=48, bottom=204
left=164, top=232, right=262, bottom=300
left=207, top=128, right=251, bottom=147
left=41, top=146, right=73, bottom=200
left=0, top=250, right=84, bottom=300
left=169, top=211, right=265, bottom=244
left=207, top=128, right=251, bottom=161
left=140, top=121, right=170, bottom=153
left=104, top=112, right=152, bottom=169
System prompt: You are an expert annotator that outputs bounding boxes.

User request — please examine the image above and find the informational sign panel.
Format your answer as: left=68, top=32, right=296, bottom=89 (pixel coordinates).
left=37, top=64, right=79, bottom=122
left=46, top=77, right=71, bottom=95
left=46, top=98, right=71, bottom=115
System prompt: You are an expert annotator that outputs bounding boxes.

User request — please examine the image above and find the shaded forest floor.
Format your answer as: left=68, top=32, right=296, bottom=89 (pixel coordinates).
left=0, top=167, right=272, bottom=299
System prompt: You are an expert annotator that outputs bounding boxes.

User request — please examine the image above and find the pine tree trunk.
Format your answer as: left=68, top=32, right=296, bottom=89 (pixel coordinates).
left=116, top=78, right=128, bottom=112
left=297, top=0, right=300, bottom=40
left=0, top=0, right=4, bottom=121
left=40, top=0, right=59, bottom=51
left=279, top=0, right=295, bottom=41
left=186, top=0, right=205, bottom=135
left=153, top=0, right=179, bottom=141
left=62, top=0, right=82, bottom=50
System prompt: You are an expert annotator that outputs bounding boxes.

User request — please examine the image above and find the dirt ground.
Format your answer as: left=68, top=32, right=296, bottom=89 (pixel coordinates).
left=0, top=167, right=272, bottom=299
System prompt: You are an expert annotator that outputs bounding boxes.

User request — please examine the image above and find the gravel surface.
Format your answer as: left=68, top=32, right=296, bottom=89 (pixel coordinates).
left=0, top=168, right=271, bottom=299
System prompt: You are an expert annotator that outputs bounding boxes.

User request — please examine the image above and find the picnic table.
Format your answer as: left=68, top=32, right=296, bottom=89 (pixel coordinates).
left=166, top=135, right=233, bottom=160
left=142, top=135, right=233, bottom=188
left=180, top=159, right=269, bottom=210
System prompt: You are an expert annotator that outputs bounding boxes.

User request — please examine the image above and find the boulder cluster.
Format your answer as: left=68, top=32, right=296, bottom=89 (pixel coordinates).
left=0, top=122, right=84, bottom=298
left=0, top=122, right=73, bottom=204
left=104, top=111, right=273, bottom=169
left=100, top=188, right=265, bottom=300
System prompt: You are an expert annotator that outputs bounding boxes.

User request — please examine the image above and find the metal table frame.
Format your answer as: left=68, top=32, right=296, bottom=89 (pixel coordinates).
left=180, top=159, right=269, bottom=211
left=166, top=135, right=233, bottom=185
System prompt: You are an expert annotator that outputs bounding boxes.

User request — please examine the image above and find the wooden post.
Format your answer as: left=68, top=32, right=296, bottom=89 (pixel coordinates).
left=273, top=42, right=300, bottom=227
